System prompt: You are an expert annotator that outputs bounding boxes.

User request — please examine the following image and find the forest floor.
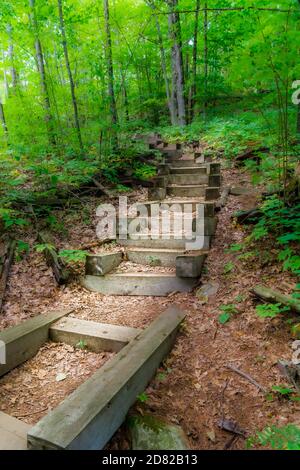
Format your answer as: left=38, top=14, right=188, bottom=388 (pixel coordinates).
left=0, top=164, right=299, bottom=450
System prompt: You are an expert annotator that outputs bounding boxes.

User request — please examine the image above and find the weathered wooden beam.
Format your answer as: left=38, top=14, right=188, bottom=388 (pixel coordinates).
left=28, top=306, right=186, bottom=450
left=50, top=317, right=141, bottom=353
left=0, top=239, right=16, bottom=313
left=85, top=252, right=123, bottom=276
left=0, top=309, right=72, bottom=377
left=38, top=232, right=70, bottom=285
left=0, top=412, right=31, bottom=450
left=251, top=285, right=300, bottom=314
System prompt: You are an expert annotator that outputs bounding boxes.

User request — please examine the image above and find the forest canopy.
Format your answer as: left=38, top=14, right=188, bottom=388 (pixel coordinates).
left=0, top=0, right=299, bottom=224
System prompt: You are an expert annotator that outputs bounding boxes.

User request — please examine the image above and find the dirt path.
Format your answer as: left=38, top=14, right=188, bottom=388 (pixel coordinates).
left=0, top=163, right=298, bottom=450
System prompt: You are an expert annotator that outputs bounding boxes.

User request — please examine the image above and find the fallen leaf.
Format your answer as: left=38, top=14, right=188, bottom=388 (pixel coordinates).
left=56, top=373, right=67, bottom=382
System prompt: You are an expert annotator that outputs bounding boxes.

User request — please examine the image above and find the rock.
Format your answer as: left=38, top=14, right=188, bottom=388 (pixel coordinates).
left=277, top=360, right=300, bottom=391
left=197, top=282, right=220, bottom=298
left=129, top=415, right=189, bottom=450
left=230, top=187, right=254, bottom=196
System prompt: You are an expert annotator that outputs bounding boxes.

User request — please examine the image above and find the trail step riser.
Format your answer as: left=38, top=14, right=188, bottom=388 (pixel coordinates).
left=117, top=237, right=212, bottom=250
left=167, top=186, right=206, bottom=198
left=82, top=275, right=198, bottom=297
left=169, top=167, right=208, bottom=175
left=135, top=202, right=215, bottom=218
left=169, top=175, right=209, bottom=185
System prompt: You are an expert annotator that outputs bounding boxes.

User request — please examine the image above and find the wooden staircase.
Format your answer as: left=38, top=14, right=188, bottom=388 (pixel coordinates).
left=82, top=135, right=222, bottom=296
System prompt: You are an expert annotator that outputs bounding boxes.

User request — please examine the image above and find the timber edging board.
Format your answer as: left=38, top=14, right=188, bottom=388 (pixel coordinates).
left=50, top=317, right=142, bottom=353
left=0, top=309, right=72, bottom=377
left=27, top=305, right=186, bottom=450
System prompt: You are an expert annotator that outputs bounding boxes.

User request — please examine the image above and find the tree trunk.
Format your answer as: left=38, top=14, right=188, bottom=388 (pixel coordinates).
left=121, top=70, right=129, bottom=121
left=190, top=0, right=200, bottom=122
left=0, top=101, right=8, bottom=139
left=168, top=0, right=186, bottom=126
left=57, top=0, right=83, bottom=152
left=103, top=0, right=118, bottom=148
left=29, top=0, right=56, bottom=146
left=7, top=25, right=18, bottom=89
left=203, top=0, right=208, bottom=119
left=148, top=0, right=176, bottom=124
left=0, top=240, right=16, bottom=313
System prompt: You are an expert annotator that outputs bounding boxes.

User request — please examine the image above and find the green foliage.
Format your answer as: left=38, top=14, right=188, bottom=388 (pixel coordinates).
left=225, top=244, right=244, bottom=253
left=218, top=313, right=231, bottom=325
left=255, top=303, right=290, bottom=319
left=248, top=424, right=300, bottom=450
left=0, top=209, right=28, bottom=229
left=76, top=340, right=87, bottom=350
left=272, top=385, right=294, bottom=398
left=136, top=392, right=149, bottom=403
left=218, top=304, right=238, bottom=324
left=58, top=249, right=88, bottom=263
left=15, top=240, right=30, bottom=261
left=148, top=256, right=161, bottom=267
left=223, top=261, right=235, bottom=274
left=249, top=196, right=300, bottom=275
left=35, top=243, right=55, bottom=253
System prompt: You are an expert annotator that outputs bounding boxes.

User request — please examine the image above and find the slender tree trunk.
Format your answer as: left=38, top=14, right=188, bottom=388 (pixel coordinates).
left=190, top=0, right=200, bottom=122
left=0, top=101, right=8, bottom=139
left=7, top=25, right=18, bottom=89
left=103, top=0, right=118, bottom=147
left=147, top=0, right=176, bottom=124
left=57, top=0, right=83, bottom=151
left=168, top=0, right=186, bottom=126
left=120, top=70, right=129, bottom=121
left=203, top=0, right=208, bottom=119
left=29, top=0, right=56, bottom=146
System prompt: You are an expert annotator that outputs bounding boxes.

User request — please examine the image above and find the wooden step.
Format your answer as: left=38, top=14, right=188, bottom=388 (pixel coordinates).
left=127, top=248, right=187, bottom=267
left=0, top=412, right=30, bottom=450
left=169, top=174, right=209, bottom=185
left=50, top=318, right=141, bottom=353
left=126, top=248, right=207, bottom=267
left=28, top=307, right=186, bottom=450
left=134, top=200, right=215, bottom=217
left=0, top=309, right=72, bottom=377
left=159, top=149, right=183, bottom=158
left=82, top=273, right=198, bottom=296
left=117, top=236, right=212, bottom=250
left=169, top=166, right=208, bottom=175
left=167, top=185, right=207, bottom=198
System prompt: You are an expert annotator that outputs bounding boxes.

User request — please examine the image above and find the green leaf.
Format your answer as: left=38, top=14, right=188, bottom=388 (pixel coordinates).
left=218, top=313, right=231, bottom=324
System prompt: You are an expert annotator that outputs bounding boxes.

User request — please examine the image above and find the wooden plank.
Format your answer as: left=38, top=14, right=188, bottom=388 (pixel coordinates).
left=28, top=306, right=186, bottom=450
left=38, top=232, right=70, bottom=285
left=85, top=252, right=123, bottom=276
left=0, top=412, right=31, bottom=450
left=82, top=273, right=198, bottom=296
left=50, top=317, right=142, bottom=352
left=0, top=239, right=16, bottom=313
left=0, top=309, right=72, bottom=377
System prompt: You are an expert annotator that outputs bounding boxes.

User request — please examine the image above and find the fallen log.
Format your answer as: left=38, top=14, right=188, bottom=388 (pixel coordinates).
left=251, top=285, right=300, bottom=314
left=38, top=232, right=70, bottom=285
left=235, top=146, right=269, bottom=165
left=232, top=208, right=263, bottom=224
left=0, top=239, right=16, bottom=313
left=91, top=179, right=112, bottom=197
